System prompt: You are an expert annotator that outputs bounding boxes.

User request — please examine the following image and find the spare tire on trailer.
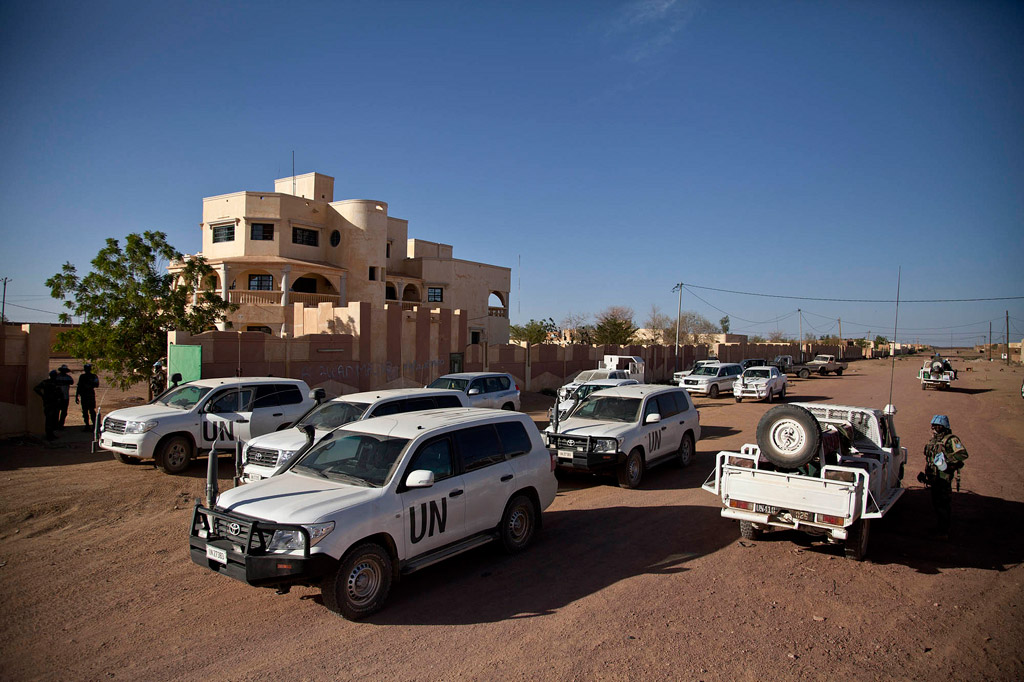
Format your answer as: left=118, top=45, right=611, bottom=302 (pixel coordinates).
left=756, top=404, right=821, bottom=469
left=930, top=360, right=944, bottom=374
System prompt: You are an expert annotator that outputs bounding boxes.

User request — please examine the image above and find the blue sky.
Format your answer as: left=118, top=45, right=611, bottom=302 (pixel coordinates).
left=1, top=0, right=1022, bottom=346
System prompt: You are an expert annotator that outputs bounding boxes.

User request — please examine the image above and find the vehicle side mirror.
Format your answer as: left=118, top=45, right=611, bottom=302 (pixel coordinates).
left=645, top=413, right=661, bottom=425
left=406, top=470, right=435, bottom=488
left=309, top=387, right=326, bottom=404
left=468, top=388, right=481, bottom=396
left=170, top=373, right=182, bottom=385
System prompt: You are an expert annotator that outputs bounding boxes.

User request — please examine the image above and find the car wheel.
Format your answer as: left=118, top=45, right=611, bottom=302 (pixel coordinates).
left=780, top=385, right=787, bottom=399
left=617, top=448, right=644, bottom=489
left=323, top=543, right=393, bottom=620
left=755, top=404, right=821, bottom=469
left=766, top=389, right=774, bottom=404
left=501, top=402, right=515, bottom=410
left=676, top=433, right=695, bottom=468
left=844, top=520, right=871, bottom=561
left=739, top=520, right=762, bottom=540
left=156, top=435, right=194, bottom=474
left=835, top=368, right=844, bottom=376
left=799, top=369, right=810, bottom=379
left=499, top=494, right=537, bottom=553
left=709, top=384, right=720, bottom=399
left=735, top=396, right=742, bottom=403
left=112, top=451, right=141, bottom=465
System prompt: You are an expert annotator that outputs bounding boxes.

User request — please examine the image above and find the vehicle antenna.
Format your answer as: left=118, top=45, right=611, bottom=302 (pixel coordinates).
left=887, top=267, right=901, bottom=407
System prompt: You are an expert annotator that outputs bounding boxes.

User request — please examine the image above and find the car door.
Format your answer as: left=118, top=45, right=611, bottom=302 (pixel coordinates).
left=454, top=424, right=517, bottom=535
left=466, top=377, right=488, bottom=407
left=651, top=393, right=683, bottom=461
left=200, top=387, right=254, bottom=449
left=248, top=384, right=286, bottom=437
left=639, top=397, right=671, bottom=459
left=400, top=436, right=467, bottom=558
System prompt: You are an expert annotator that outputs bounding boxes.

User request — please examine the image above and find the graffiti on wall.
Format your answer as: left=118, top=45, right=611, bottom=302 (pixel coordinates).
left=299, top=358, right=446, bottom=387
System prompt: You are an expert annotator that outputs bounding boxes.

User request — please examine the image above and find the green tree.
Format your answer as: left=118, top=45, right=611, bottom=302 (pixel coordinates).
left=509, top=317, right=557, bottom=345
left=749, top=334, right=767, bottom=343
left=874, top=335, right=889, bottom=347
left=719, top=315, right=730, bottom=333
left=593, top=306, right=637, bottom=345
left=46, top=231, right=235, bottom=396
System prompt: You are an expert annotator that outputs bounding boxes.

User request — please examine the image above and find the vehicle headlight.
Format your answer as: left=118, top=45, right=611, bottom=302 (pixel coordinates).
left=267, top=521, right=335, bottom=552
left=592, top=437, right=619, bottom=453
left=278, top=449, right=298, bottom=465
left=124, top=420, right=158, bottom=434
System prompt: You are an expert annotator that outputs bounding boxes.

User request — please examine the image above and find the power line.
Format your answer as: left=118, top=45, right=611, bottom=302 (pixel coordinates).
left=5, top=302, right=63, bottom=316
left=681, top=282, right=1023, bottom=303
left=800, top=308, right=1004, bottom=332
left=683, top=286, right=798, bottom=327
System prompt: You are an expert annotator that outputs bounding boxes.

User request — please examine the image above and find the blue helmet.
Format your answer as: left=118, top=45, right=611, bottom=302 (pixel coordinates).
left=931, top=414, right=950, bottom=429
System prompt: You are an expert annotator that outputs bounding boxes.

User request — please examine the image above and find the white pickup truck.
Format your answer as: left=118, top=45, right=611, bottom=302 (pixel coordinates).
left=702, top=402, right=907, bottom=560
left=805, top=354, right=848, bottom=376
left=918, top=357, right=956, bottom=390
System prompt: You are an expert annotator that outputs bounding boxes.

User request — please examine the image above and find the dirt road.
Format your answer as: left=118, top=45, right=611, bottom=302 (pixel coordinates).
left=2, top=356, right=1022, bottom=680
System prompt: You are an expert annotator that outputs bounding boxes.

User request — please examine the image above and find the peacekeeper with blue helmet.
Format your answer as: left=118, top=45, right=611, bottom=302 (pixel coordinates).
left=916, top=415, right=968, bottom=540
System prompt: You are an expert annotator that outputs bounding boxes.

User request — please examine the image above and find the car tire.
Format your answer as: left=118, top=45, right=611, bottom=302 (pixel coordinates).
left=739, top=520, right=762, bottom=540
left=844, top=520, right=871, bottom=561
left=735, top=396, right=742, bottom=403
left=799, top=369, right=810, bottom=379
left=156, top=435, right=194, bottom=474
left=112, top=451, right=141, bottom=465
left=755, top=404, right=821, bottom=469
left=835, top=368, right=844, bottom=376
left=677, top=433, right=695, bottom=468
left=766, top=389, right=774, bottom=404
left=499, top=494, right=538, bottom=553
left=617, top=448, right=644, bottom=489
left=501, top=402, right=515, bottom=410
left=323, top=543, right=393, bottom=620
left=709, top=385, right=720, bottom=399
left=779, top=385, right=787, bottom=399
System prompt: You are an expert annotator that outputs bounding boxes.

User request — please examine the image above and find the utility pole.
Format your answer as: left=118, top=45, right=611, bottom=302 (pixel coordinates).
left=798, top=308, right=803, bottom=362
left=673, top=283, right=683, bottom=372
left=838, top=317, right=843, bottom=360
left=0, top=277, right=9, bottom=325
left=989, top=321, right=992, bottom=361
left=1007, top=310, right=1011, bottom=365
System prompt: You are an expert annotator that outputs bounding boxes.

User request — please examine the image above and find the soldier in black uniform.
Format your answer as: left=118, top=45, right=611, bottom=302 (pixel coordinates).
left=53, top=364, right=74, bottom=428
left=917, top=414, right=968, bottom=539
left=75, top=363, right=100, bottom=431
left=33, top=370, right=62, bottom=440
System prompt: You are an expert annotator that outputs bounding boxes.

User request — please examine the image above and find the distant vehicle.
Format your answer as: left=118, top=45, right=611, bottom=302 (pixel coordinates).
left=427, top=372, right=520, bottom=410
left=557, top=369, right=631, bottom=400
left=548, top=378, right=639, bottom=422
left=918, top=357, right=956, bottom=391
left=805, top=355, right=848, bottom=376
left=771, top=354, right=847, bottom=378
left=558, top=355, right=645, bottom=400
left=673, top=359, right=720, bottom=385
left=680, top=363, right=743, bottom=399
left=733, top=366, right=788, bottom=403
left=241, top=388, right=468, bottom=482
left=739, top=358, right=770, bottom=370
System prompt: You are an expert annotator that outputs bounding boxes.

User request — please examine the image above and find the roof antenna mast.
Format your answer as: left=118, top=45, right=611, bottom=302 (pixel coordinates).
left=292, top=151, right=295, bottom=195
left=887, top=266, right=901, bottom=407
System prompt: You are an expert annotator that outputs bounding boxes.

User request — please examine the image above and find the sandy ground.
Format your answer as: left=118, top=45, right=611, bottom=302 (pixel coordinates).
left=1, top=356, right=1022, bottom=680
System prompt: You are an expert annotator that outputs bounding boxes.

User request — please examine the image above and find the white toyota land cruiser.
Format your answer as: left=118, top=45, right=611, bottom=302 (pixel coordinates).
left=189, top=408, right=557, bottom=620
left=99, top=377, right=314, bottom=474
left=545, top=384, right=701, bottom=489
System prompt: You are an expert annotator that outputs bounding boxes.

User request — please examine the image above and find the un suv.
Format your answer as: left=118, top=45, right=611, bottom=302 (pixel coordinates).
left=427, top=372, right=520, bottom=410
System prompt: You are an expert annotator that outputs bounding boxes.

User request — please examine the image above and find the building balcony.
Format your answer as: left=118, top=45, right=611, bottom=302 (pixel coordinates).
left=289, top=292, right=341, bottom=307
left=488, top=306, right=508, bottom=318
left=227, top=290, right=340, bottom=307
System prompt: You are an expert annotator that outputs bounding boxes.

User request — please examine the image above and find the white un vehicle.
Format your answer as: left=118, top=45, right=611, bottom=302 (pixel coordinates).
left=545, top=384, right=700, bottom=489
left=99, top=377, right=314, bottom=474
left=189, top=408, right=557, bottom=620
left=241, top=388, right=467, bottom=482
left=703, top=402, right=907, bottom=560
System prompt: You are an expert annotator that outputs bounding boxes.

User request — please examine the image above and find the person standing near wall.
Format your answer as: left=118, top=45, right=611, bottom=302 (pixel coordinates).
left=53, top=364, right=74, bottom=428
left=33, top=370, right=61, bottom=441
left=75, top=363, right=99, bottom=431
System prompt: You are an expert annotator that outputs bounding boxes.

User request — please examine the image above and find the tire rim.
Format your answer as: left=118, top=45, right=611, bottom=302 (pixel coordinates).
left=346, top=558, right=382, bottom=607
left=166, top=442, right=188, bottom=469
left=628, top=454, right=641, bottom=483
left=680, top=438, right=692, bottom=465
left=507, top=504, right=531, bottom=544
left=769, top=418, right=806, bottom=454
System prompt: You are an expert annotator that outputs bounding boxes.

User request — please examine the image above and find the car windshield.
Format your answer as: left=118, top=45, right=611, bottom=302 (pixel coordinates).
left=571, top=396, right=641, bottom=423
left=744, top=369, right=771, bottom=379
left=693, top=366, right=720, bottom=376
left=153, top=384, right=212, bottom=409
left=292, top=432, right=409, bottom=487
left=428, top=377, right=468, bottom=391
left=571, top=384, right=614, bottom=401
left=297, top=401, right=370, bottom=430
left=813, top=355, right=830, bottom=362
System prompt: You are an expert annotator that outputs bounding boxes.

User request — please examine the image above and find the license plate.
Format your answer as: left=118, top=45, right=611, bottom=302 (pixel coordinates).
left=206, top=545, right=227, bottom=564
left=754, top=503, right=779, bottom=515
left=243, top=473, right=262, bottom=482
left=557, top=449, right=574, bottom=460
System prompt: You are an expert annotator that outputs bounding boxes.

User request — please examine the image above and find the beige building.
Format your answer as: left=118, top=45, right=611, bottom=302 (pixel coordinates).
left=172, top=172, right=510, bottom=343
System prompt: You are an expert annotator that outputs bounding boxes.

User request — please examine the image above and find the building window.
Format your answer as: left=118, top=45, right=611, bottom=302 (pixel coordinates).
left=246, top=325, right=272, bottom=334
left=250, top=223, right=274, bottom=240
left=249, top=274, right=273, bottom=291
left=330, top=230, right=340, bottom=247
left=369, top=267, right=377, bottom=281
left=428, top=287, right=443, bottom=302
left=386, top=242, right=391, bottom=258
left=212, top=223, right=235, bottom=243
left=292, top=227, right=319, bottom=246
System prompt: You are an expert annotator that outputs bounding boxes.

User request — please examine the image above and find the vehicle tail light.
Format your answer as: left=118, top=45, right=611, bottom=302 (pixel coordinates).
left=817, top=514, right=845, bottom=526
left=515, top=383, right=520, bottom=391
left=728, top=499, right=752, bottom=510
left=549, top=450, right=556, bottom=472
